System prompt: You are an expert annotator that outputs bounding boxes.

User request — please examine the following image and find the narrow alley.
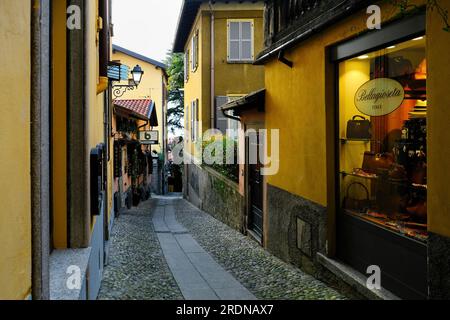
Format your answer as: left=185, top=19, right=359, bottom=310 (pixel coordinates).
left=98, top=196, right=344, bottom=300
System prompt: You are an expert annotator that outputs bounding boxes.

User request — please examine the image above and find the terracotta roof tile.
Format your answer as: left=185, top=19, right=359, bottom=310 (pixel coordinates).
left=114, top=99, right=153, bottom=119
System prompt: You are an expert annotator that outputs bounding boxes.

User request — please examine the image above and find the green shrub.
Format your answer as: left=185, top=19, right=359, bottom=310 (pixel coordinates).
left=200, top=136, right=239, bottom=183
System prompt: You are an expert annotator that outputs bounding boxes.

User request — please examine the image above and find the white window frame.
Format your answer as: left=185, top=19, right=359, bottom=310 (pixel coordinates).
left=227, top=19, right=254, bottom=63
left=184, top=49, right=190, bottom=82
left=191, top=30, right=199, bottom=72
left=191, top=100, right=199, bottom=142
left=185, top=104, right=189, bottom=141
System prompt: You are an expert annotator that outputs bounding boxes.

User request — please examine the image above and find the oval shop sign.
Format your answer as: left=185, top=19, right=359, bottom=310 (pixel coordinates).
left=354, top=78, right=405, bottom=117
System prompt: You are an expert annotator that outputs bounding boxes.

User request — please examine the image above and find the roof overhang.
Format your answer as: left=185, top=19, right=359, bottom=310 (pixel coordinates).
left=173, top=0, right=260, bottom=52
left=173, top=0, right=204, bottom=52
left=221, top=89, right=265, bottom=116
left=112, top=44, right=167, bottom=77
left=114, top=100, right=159, bottom=126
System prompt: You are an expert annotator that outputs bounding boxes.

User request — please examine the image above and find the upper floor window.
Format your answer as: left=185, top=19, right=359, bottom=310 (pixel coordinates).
left=191, top=30, right=199, bottom=72
left=184, top=49, right=190, bottom=82
left=227, top=20, right=254, bottom=62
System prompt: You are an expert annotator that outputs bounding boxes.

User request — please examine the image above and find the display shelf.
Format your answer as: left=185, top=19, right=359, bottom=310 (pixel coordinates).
left=340, top=138, right=373, bottom=144
left=343, top=209, right=428, bottom=243
left=340, top=170, right=427, bottom=190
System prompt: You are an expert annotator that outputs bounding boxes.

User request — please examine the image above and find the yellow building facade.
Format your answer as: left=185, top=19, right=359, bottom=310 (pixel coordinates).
left=1, top=0, right=115, bottom=300
left=174, top=1, right=265, bottom=156
left=255, top=0, right=450, bottom=299
left=0, top=0, right=32, bottom=300
left=111, top=46, right=168, bottom=154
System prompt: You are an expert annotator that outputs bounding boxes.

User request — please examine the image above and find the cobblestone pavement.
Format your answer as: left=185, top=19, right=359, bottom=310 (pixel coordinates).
left=98, top=200, right=183, bottom=300
left=173, top=199, right=346, bottom=300
left=99, top=196, right=345, bottom=300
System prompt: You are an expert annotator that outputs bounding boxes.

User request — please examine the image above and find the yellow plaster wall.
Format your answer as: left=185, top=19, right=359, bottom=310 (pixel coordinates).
left=427, top=3, right=450, bottom=238
left=86, top=0, right=109, bottom=230
left=0, top=0, right=32, bottom=299
left=112, top=51, right=167, bottom=153
left=264, top=2, right=424, bottom=206
left=183, top=4, right=265, bottom=156
left=184, top=13, right=204, bottom=156
left=213, top=10, right=265, bottom=95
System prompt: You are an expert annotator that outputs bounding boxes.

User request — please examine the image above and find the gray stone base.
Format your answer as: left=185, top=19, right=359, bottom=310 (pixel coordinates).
left=266, top=184, right=327, bottom=275
left=428, top=232, right=450, bottom=299
left=184, top=164, right=245, bottom=233
left=317, top=253, right=400, bottom=300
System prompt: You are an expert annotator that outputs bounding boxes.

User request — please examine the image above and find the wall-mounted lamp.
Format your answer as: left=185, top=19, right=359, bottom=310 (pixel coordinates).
left=112, top=64, right=145, bottom=99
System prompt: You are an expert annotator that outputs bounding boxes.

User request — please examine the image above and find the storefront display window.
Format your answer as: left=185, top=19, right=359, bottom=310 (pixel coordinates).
left=339, top=36, right=427, bottom=242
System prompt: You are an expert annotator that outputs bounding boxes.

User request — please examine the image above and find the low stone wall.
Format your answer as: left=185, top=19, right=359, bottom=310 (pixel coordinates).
left=186, top=164, right=245, bottom=233
left=266, top=184, right=327, bottom=275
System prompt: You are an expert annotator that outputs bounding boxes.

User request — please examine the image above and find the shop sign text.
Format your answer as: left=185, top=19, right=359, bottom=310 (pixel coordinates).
left=354, top=78, right=405, bottom=117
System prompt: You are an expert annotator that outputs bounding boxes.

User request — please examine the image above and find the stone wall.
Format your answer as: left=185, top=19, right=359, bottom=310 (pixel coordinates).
left=266, top=184, right=327, bottom=275
left=185, top=164, right=245, bottom=233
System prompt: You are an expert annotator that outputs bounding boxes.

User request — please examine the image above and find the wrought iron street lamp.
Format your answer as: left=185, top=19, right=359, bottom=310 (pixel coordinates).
left=112, top=64, right=145, bottom=99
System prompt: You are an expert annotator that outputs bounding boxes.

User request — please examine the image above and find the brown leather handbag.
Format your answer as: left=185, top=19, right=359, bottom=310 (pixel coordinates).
left=362, top=152, right=394, bottom=174
left=347, top=115, right=372, bottom=140
left=343, top=182, right=371, bottom=213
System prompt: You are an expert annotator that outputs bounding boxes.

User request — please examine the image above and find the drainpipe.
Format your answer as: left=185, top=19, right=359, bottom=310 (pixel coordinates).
left=31, top=0, right=51, bottom=300
left=210, top=2, right=215, bottom=129
left=222, top=108, right=241, bottom=123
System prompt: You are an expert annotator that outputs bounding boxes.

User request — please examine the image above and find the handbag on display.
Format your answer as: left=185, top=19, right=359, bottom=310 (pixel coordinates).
left=376, top=169, right=403, bottom=218
left=343, top=182, right=371, bottom=213
left=346, top=115, right=372, bottom=140
left=388, top=163, right=408, bottom=181
left=362, top=152, right=395, bottom=174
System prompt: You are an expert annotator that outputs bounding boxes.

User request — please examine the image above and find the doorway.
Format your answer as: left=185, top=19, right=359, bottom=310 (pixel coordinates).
left=247, top=131, right=264, bottom=241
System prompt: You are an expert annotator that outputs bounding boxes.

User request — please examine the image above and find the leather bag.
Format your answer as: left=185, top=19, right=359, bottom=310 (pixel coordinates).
left=362, top=152, right=394, bottom=174
left=347, top=115, right=372, bottom=140
left=343, top=182, right=371, bottom=213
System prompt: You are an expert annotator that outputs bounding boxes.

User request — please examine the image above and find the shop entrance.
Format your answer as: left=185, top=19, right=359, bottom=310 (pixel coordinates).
left=332, top=13, right=428, bottom=299
left=248, top=132, right=264, bottom=240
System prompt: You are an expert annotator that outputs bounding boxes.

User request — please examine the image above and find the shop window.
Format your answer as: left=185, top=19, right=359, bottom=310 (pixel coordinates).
left=227, top=20, right=254, bottom=62
left=339, top=36, right=427, bottom=242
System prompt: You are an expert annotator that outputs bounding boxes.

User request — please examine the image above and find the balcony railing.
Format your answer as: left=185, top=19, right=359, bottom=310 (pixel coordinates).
left=262, top=0, right=370, bottom=55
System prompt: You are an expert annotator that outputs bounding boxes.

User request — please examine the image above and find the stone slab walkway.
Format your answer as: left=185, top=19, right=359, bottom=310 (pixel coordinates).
left=152, top=198, right=256, bottom=300
left=174, top=199, right=346, bottom=300
left=98, top=195, right=345, bottom=300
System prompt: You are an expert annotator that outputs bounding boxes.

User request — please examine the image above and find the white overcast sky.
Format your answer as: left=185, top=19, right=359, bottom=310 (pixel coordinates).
left=112, top=0, right=183, bottom=63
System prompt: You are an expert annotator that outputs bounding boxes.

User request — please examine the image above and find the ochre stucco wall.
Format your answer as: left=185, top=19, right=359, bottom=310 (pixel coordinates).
left=427, top=3, right=450, bottom=238
left=0, top=0, right=32, bottom=299
left=213, top=10, right=265, bottom=96
left=264, top=2, right=424, bottom=206
left=112, top=51, right=167, bottom=154
left=183, top=3, right=265, bottom=156
left=184, top=12, right=204, bottom=156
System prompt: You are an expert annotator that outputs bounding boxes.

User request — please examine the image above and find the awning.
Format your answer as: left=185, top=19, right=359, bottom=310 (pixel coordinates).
left=114, top=99, right=159, bottom=127
left=221, top=89, right=265, bottom=116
